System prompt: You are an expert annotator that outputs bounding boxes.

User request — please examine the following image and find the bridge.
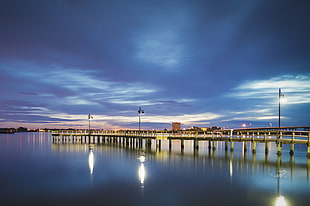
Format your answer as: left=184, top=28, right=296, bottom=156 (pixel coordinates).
left=51, top=127, right=310, bottom=157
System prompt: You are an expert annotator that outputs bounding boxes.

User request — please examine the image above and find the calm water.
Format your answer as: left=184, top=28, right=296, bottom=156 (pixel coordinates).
left=0, top=132, right=310, bottom=206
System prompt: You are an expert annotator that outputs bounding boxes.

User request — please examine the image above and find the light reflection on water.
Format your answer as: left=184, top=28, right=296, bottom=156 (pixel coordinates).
left=0, top=132, right=310, bottom=206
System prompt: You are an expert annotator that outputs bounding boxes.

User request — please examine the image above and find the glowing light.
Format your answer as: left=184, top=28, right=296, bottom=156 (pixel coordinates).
left=279, top=97, right=287, bottom=104
left=139, top=155, right=145, bottom=163
left=275, top=196, right=287, bottom=206
left=138, top=163, right=145, bottom=186
left=229, top=160, right=233, bottom=177
left=138, top=154, right=146, bottom=188
left=242, top=123, right=246, bottom=128
left=88, top=148, right=94, bottom=174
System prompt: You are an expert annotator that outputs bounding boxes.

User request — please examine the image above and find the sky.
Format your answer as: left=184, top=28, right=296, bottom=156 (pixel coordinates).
left=0, top=0, right=309, bottom=130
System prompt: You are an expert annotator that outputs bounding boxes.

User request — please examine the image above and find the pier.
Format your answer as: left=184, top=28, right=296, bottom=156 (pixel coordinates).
left=52, top=127, right=310, bottom=157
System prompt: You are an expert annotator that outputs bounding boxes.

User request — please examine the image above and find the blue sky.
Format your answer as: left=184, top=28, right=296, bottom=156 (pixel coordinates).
left=0, top=0, right=309, bottom=129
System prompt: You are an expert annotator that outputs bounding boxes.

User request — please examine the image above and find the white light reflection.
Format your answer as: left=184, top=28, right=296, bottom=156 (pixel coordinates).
left=275, top=196, right=287, bottom=206
left=274, top=155, right=288, bottom=206
left=229, top=160, right=233, bottom=177
left=88, top=147, right=94, bottom=174
left=138, top=154, right=146, bottom=188
left=139, top=163, right=145, bottom=187
left=139, top=155, right=145, bottom=163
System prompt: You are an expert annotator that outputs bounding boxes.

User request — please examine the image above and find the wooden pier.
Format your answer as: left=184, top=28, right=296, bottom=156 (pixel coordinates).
left=51, top=128, right=310, bottom=157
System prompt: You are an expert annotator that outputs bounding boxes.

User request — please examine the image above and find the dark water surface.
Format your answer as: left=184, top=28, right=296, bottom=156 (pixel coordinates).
left=0, top=132, right=309, bottom=206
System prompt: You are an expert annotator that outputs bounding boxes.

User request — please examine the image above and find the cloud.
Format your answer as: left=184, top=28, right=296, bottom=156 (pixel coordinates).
left=229, top=74, right=310, bottom=105
left=132, top=5, right=193, bottom=71
left=217, top=74, right=310, bottom=127
left=34, top=111, right=222, bottom=129
left=135, top=31, right=186, bottom=69
left=1, top=61, right=157, bottom=105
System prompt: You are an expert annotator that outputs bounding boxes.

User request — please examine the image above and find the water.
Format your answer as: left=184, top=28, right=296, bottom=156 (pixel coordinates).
left=0, top=132, right=309, bottom=206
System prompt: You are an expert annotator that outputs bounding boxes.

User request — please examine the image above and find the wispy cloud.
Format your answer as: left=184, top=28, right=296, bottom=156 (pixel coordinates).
left=226, top=109, right=279, bottom=122
left=143, top=112, right=222, bottom=125
left=31, top=111, right=222, bottom=129
left=218, top=74, right=310, bottom=127
left=2, top=62, right=157, bottom=107
left=229, top=74, right=310, bottom=104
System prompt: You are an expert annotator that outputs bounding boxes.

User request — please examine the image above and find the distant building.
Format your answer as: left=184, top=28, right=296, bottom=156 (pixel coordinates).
left=187, top=126, right=202, bottom=131
left=172, top=122, right=181, bottom=131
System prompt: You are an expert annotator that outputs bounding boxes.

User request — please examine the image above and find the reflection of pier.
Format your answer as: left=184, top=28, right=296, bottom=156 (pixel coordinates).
left=51, top=140, right=310, bottom=182
left=52, top=128, right=310, bottom=157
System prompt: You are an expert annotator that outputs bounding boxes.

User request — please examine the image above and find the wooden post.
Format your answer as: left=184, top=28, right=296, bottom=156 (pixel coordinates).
left=132, top=138, right=136, bottom=148
left=148, top=139, right=152, bottom=148
left=135, top=138, right=139, bottom=147
left=122, top=137, right=125, bottom=146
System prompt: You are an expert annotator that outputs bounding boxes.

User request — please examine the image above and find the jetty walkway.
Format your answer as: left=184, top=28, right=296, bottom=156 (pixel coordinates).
left=52, top=127, right=310, bottom=157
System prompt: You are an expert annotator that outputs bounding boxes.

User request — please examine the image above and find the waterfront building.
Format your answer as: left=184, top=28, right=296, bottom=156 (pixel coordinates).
left=172, top=122, right=181, bottom=131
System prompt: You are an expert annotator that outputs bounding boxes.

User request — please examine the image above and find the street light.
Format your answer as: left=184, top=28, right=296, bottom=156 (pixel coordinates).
left=278, top=89, right=285, bottom=138
left=88, top=114, right=93, bottom=131
left=138, top=107, right=144, bottom=131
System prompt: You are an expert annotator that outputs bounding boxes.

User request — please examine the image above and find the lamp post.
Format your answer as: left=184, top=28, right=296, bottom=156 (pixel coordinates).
left=88, top=114, right=93, bottom=131
left=138, top=107, right=144, bottom=131
left=278, top=89, right=285, bottom=139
